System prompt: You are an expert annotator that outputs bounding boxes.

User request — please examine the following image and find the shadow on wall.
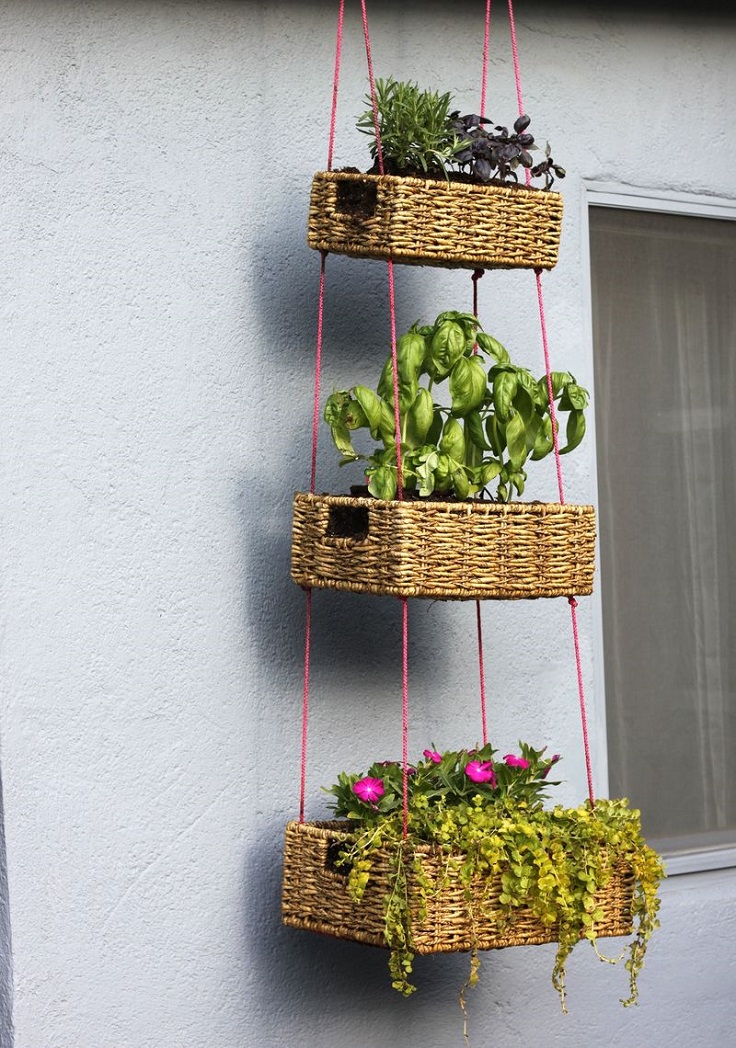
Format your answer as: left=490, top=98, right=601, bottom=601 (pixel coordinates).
left=236, top=217, right=441, bottom=696
left=0, top=771, right=13, bottom=1048
left=234, top=179, right=510, bottom=1039
left=240, top=817, right=499, bottom=1044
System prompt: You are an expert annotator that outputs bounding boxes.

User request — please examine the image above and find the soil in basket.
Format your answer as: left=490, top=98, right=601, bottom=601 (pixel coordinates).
left=348, top=485, right=487, bottom=503
left=340, top=165, right=543, bottom=191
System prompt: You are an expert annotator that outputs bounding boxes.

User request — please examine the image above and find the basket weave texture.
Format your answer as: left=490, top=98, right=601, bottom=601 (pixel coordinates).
left=282, top=821, right=634, bottom=953
left=307, top=171, right=563, bottom=270
left=291, top=493, right=595, bottom=600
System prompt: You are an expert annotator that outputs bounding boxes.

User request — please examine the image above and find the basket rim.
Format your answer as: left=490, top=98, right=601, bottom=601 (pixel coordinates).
left=293, top=491, right=594, bottom=515
left=311, top=169, right=561, bottom=201
left=285, top=818, right=628, bottom=862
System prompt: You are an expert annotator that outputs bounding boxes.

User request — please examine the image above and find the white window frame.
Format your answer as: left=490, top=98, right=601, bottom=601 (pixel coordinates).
left=581, top=182, right=736, bottom=877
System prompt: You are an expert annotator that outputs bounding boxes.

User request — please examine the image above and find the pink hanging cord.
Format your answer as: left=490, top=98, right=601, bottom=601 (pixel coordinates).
left=534, top=270, right=594, bottom=805
left=359, top=1, right=403, bottom=488
left=299, top=588, right=313, bottom=823
left=360, top=0, right=410, bottom=837
left=360, top=0, right=385, bottom=175
left=535, top=274, right=566, bottom=506
left=506, top=0, right=531, bottom=189
left=326, top=0, right=346, bottom=172
left=476, top=603, right=489, bottom=746
left=299, top=3, right=346, bottom=823
left=309, top=254, right=328, bottom=496
left=401, top=597, right=410, bottom=836
left=480, top=0, right=492, bottom=120
left=569, top=597, right=595, bottom=804
left=508, top=0, right=595, bottom=805
left=471, top=269, right=488, bottom=746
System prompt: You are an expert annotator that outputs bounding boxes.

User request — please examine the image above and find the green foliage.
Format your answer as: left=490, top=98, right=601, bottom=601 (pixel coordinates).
left=325, top=747, right=664, bottom=1010
left=327, top=743, right=560, bottom=822
left=356, top=77, right=463, bottom=179
left=355, top=77, right=564, bottom=187
left=324, top=311, right=588, bottom=502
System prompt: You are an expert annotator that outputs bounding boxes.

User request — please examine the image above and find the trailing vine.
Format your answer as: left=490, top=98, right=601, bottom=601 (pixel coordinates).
left=327, top=746, right=664, bottom=1009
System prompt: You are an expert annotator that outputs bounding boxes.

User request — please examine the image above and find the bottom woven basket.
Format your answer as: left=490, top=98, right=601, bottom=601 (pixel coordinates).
left=291, top=493, right=596, bottom=600
left=281, top=821, right=634, bottom=954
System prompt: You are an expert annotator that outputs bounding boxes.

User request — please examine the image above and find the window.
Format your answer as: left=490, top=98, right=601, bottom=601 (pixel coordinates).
left=588, top=192, right=736, bottom=872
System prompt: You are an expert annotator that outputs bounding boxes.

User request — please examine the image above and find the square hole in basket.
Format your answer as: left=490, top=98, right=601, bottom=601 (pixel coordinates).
left=335, top=179, right=378, bottom=219
left=326, top=839, right=350, bottom=875
left=326, top=505, right=369, bottom=540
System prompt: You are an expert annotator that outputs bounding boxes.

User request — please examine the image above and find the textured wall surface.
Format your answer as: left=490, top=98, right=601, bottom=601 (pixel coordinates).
left=0, top=2, right=735, bottom=1047
left=0, top=775, right=11, bottom=1048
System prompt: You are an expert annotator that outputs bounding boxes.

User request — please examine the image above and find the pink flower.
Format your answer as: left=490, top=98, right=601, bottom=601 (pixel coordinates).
left=465, top=760, right=496, bottom=785
left=423, top=749, right=442, bottom=764
left=504, top=754, right=530, bottom=769
left=542, top=754, right=561, bottom=779
left=352, top=777, right=385, bottom=804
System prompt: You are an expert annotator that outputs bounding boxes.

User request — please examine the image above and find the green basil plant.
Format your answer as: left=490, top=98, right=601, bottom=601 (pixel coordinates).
left=324, top=310, right=588, bottom=502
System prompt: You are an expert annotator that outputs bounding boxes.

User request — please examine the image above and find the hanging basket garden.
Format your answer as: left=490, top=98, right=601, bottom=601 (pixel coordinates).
left=291, top=493, right=595, bottom=600
left=307, top=170, right=563, bottom=271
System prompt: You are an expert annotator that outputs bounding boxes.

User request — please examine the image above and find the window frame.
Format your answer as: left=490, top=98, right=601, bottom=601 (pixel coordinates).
left=581, top=182, right=736, bottom=876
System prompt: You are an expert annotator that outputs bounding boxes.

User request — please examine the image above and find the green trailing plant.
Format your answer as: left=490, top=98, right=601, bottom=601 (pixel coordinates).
left=324, top=310, right=588, bottom=502
left=356, top=76, right=565, bottom=187
left=325, top=744, right=664, bottom=1009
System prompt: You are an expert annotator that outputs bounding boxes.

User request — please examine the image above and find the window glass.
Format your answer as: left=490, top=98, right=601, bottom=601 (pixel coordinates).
left=589, top=205, right=736, bottom=851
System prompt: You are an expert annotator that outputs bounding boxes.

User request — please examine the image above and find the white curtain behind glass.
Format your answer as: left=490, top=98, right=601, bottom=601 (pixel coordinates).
left=590, top=207, right=736, bottom=845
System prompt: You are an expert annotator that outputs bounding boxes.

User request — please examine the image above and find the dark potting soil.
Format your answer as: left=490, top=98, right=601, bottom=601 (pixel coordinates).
left=338, top=164, right=542, bottom=190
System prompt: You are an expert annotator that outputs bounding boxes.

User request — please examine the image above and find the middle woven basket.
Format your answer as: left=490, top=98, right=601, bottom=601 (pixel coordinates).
left=291, top=493, right=595, bottom=600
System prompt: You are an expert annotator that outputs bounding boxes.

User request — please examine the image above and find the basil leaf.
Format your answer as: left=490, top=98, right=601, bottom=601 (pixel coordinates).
left=476, top=331, right=510, bottom=364
left=352, top=385, right=382, bottom=437
left=452, top=468, right=470, bottom=500
left=449, top=356, right=487, bottom=416
left=479, top=460, right=502, bottom=485
left=439, top=416, right=465, bottom=461
left=561, top=409, right=586, bottom=453
left=330, top=421, right=358, bottom=460
left=405, top=388, right=434, bottom=448
left=465, top=409, right=491, bottom=450
left=427, top=320, right=466, bottom=381
left=493, top=372, right=517, bottom=421
left=505, top=412, right=527, bottom=470
left=367, top=464, right=398, bottom=500
left=530, top=415, right=554, bottom=460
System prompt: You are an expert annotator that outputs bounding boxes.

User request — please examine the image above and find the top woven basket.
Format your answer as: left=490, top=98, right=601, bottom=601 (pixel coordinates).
left=307, top=170, right=563, bottom=270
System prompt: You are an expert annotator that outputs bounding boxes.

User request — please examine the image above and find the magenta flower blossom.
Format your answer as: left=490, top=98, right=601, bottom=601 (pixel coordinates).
left=465, top=760, right=496, bottom=785
left=504, top=754, right=531, bottom=769
left=542, top=754, right=561, bottom=778
left=353, top=777, right=385, bottom=804
left=423, top=749, right=442, bottom=764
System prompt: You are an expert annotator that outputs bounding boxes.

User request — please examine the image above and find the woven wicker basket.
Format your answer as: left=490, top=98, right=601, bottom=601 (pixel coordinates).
left=282, top=821, right=634, bottom=953
left=291, top=493, right=595, bottom=600
left=307, top=171, right=563, bottom=270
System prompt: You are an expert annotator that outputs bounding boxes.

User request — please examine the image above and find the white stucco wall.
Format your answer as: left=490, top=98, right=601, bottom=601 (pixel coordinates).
left=1, top=2, right=735, bottom=1046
